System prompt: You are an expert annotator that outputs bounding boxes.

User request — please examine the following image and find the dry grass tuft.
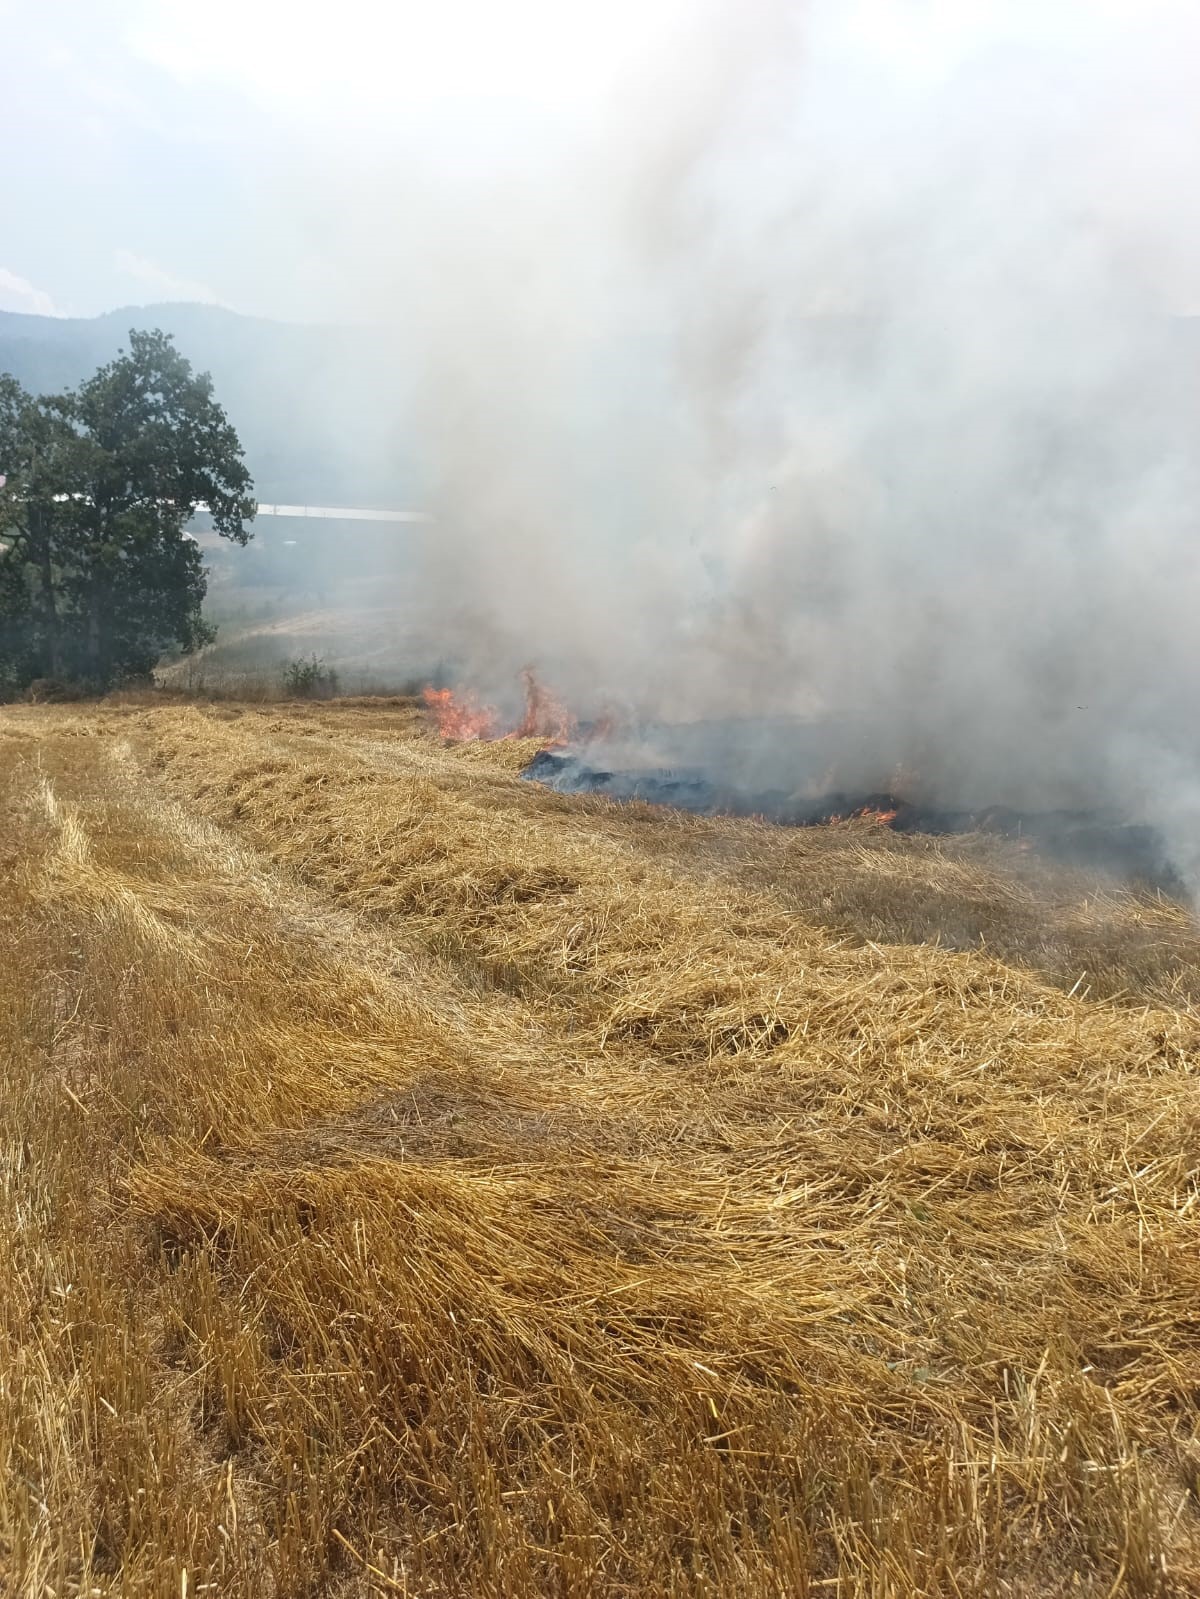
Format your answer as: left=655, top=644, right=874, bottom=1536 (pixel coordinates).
left=0, top=697, right=1196, bottom=1596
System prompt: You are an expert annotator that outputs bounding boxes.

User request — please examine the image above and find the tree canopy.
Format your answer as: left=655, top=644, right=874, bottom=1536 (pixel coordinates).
left=0, top=329, right=255, bottom=691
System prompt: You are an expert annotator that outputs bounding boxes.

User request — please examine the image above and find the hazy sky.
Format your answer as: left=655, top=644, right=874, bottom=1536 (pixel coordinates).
left=4, top=0, right=1193, bottom=322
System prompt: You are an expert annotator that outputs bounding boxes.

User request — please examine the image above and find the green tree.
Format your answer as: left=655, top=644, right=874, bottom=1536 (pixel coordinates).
left=0, top=330, right=255, bottom=690
left=0, top=375, right=77, bottom=688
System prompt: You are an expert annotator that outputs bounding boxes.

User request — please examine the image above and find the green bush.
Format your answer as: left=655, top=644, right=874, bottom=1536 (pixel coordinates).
left=282, top=654, right=339, bottom=699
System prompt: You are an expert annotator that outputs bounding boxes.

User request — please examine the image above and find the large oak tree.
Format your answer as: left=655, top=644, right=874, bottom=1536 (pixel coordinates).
left=0, top=329, right=255, bottom=690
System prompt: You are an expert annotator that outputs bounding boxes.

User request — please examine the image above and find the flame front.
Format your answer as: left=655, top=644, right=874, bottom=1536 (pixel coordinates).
left=823, top=803, right=900, bottom=827
left=423, top=670, right=576, bottom=745
left=854, top=804, right=899, bottom=825
left=422, top=686, right=498, bottom=742
left=516, top=668, right=576, bottom=744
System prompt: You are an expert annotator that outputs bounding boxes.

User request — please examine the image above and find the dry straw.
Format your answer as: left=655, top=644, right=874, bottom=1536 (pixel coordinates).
left=0, top=696, right=1196, bottom=1596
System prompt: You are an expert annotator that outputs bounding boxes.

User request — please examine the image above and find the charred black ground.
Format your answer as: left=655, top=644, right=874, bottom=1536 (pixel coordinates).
left=525, top=744, right=1182, bottom=891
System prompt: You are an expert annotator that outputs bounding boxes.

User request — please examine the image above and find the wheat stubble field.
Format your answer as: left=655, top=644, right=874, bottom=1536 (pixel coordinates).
left=1, top=698, right=1198, bottom=1597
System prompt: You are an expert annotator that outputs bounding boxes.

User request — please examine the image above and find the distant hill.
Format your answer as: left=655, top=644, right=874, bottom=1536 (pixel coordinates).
left=0, top=303, right=420, bottom=506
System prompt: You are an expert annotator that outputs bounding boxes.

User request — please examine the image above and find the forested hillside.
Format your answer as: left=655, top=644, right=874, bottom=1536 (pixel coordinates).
left=0, top=304, right=418, bottom=506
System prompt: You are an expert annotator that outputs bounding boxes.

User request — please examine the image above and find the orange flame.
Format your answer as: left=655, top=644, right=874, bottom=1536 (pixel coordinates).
left=422, top=686, right=498, bottom=742
left=824, top=804, right=899, bottom=827
left=855, top=804, right=899, bottom=825
left=516, top=668, right=576, bottom=744
left=422, top=670, right=578, bottom=745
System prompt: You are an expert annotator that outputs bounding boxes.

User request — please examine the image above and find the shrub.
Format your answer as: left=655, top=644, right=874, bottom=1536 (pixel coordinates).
left=282, top=654, right=339, bottom=699
left=27, top=676, right=82, bottom=703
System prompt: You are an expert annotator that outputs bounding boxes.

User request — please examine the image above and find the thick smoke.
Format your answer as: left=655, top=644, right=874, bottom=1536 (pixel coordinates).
left=281, top=2, right=1200, bottom=869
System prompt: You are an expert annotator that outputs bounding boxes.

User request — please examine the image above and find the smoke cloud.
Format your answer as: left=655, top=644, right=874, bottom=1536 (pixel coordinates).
left=320, top=0, right=1196, bottom=876
left=239, top=0, right=1200, bottom=872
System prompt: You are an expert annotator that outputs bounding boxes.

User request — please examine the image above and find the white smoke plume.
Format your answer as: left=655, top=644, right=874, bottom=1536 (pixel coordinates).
left=218, top=0, right=1200, bottom=868
left=349, top=4, right=1198, bottom=837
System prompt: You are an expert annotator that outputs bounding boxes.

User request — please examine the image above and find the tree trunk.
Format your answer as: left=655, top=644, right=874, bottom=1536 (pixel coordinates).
left=28, top=506, right=62, bottom=678
left=37, top=549, right=61, bottom=677
left=86, top=591, right=110, bottom=687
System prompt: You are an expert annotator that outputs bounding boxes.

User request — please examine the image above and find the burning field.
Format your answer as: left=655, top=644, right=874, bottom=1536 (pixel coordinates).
left=431, top=677, right=1184, bottom=892
left=1, top=693, right=1199, bottom=1597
